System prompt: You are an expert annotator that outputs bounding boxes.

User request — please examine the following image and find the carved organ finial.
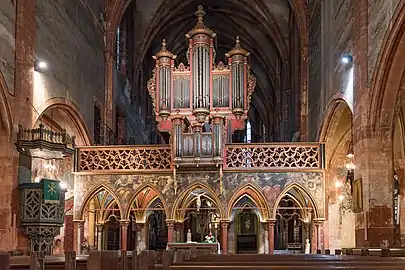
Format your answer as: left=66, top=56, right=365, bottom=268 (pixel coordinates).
left=196, top=5, right=206, bottom=23
left=161, top=39, right=167, bottom=50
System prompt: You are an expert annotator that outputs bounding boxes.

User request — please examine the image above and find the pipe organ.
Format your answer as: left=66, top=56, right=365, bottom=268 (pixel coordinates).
left=147, top=5, right=256, bottom=167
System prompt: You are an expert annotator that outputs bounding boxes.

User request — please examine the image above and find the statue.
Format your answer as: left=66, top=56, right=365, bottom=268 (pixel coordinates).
left=191, top=191, right=206, bottom=212
left=305, top=239, right=311, bottom=254
left=187, top=229, right=192, bottom=243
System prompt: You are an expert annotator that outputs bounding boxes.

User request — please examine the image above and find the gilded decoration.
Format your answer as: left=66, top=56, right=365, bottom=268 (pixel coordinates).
left=77, top=146, right=171, bottom=172
left=224, top=143, right=323, bottom=170
left=74, top=171, right=324, bottom=220
left=75, top=143, right=324, bottom=173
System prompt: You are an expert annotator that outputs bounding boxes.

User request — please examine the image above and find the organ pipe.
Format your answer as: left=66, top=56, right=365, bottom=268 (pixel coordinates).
left=226, top=36, right=249, bottom=119
left=152, top=39, right=176, bottom=120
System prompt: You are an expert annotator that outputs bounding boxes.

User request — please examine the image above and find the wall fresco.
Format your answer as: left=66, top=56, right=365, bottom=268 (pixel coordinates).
left=74, top=171, right=324, bottom=220
left=31, top=156, right=74, bottom=199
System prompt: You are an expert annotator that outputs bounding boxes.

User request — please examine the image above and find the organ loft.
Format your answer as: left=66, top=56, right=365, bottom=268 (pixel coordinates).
left=148, top=5, right=256, bottom=167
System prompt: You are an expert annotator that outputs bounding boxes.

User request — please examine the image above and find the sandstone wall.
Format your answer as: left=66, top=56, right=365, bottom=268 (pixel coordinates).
left=34, top=0, right=105, bottom=135
left=0, top=1, right=15, bottom=95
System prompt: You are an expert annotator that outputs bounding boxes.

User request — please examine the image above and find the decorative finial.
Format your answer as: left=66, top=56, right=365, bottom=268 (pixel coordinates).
left=235, top=36, right=241, bottom=48
left=195, top=5, right=206, bottom=23
left=161, top=39, right=167, bottom=50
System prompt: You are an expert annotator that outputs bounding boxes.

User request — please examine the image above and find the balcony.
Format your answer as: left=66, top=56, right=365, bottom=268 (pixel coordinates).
left=75, top=143, right=324, bottom=173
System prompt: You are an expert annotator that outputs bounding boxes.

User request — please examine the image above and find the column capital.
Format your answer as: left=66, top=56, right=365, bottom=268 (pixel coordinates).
left=313, top=218, right=325, bottom=225
left=220, top=220, right=229, bottom=229
left=174, top=222, right=183, bottom=230
left=135, top=223, right=144, bottom=232
left=120, top=219, right=131, bottom=228
left=166, top=219, right=175, bottom=228
left=267, top=219, right=277, bottom=225
left=73, top=219, right=85, bottom=224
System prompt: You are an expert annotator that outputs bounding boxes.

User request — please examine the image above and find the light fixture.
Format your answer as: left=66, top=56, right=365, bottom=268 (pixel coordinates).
left=345, top=159, right=356, bottom=171
left=341, top=54, right=353, bottom=64
left=59, top=181, right=67, bottom=190
left=335, top=181, right=343, bottom=188
left=35, top=60, right=48, bottom=71
left=338, top=194, right=345, bottom=201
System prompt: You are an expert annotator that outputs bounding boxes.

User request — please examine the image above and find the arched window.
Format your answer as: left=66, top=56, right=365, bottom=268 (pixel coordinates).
left=244, top=121, right=251, bottom=143
left=116, top=26, right=121, bottom=71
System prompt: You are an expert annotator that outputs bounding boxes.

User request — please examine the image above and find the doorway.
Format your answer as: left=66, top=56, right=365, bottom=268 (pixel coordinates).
left=104, top=216, right=120, bottom=250
left=275, top=196, right=307, bottom=253
left=147, top=210, right=168, bottom=250
left=235, top=210, right=258, bottom=253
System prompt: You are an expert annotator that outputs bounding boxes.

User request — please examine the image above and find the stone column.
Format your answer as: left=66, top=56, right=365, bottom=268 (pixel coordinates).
left=314, top=220, right=325, bottom=252
left=313, top=222, right=320, bottom=253
left=120, top=220, right=130, bottom=251
left=96, top=224, right=103, bottom=251
left=262, top=222, right=269, bottom=254
left=221, top=221, right=229, bottom=254
left=88, top=200, right=96, bottom=247
left=74, top=220, right=84, bottom=254
left=268, top=220, right=276, bottom=254
left=135, top=223, right=145, bottom=254
left=353, top=132, right=394, bottom=247
left=166, top=220, right=175, bottom=243
left=175, top=222, right=183, bottom=243
left=397, top=168, right=405, bottom=245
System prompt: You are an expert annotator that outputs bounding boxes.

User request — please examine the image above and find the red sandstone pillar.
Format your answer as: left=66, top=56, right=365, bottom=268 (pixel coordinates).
left=313, top=222, right=320, bottom=253
left=64, top=215, right=74, bottom=252
left=120, top=220, right=130, bottom=251
left=73, top=220, right=84, bottom=254
left=221, top=221, right=229, bottom=254
left=268, top=220, right=276, bottom=254
left=166, top=220, right=175, bottom=243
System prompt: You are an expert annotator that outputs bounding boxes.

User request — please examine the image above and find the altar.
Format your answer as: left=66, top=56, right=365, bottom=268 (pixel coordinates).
left=167, top=242, right=219, bottom=256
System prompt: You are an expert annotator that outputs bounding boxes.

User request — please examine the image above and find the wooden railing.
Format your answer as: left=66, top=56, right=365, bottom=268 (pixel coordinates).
left=76, top=145, right=172, bottom=173
left=17, top=123, right=76, bottom=148
left=223, top=143, right=324, bottom=171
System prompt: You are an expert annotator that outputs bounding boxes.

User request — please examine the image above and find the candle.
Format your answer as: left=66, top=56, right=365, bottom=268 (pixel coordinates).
left=209, top=223, right=212, bottom=229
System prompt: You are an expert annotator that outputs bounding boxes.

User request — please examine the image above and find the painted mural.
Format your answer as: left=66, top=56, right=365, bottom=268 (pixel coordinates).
left=31, top=156, right=74, bottom=199
left=74, top=171, right=324, bottom=220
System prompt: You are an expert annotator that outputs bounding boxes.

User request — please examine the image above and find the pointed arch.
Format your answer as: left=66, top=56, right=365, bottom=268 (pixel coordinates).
left=171, top=182, right=224, bottom=221
left=229, top=194, right=264, bottom=222
left=272, top=183, right=319, bottom=220
left=317, top=95, right=352, bottom=142
left=78, top=184, right=123, bottom=220
left=227, top=183, right=270, bottom=222
left=35, top=97, right=92, bottom=146
left=125, top=184, right=169, bottom=222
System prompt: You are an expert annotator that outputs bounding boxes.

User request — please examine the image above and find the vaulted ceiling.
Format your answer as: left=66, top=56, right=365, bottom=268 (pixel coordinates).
left=115, top=0, right=302, bottom=138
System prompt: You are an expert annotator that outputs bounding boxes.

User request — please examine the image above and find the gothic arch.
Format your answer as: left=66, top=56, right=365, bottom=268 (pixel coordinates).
left=369, top=2, right=405, bottom=132
left=171, top=182, right=224, bottom=221
left=78, top=184, right=123, bottom=220
left=227, top=183, right=270, bottom=222
left=35, top=97, right=92, bottom=146
left=272, top=183, right=320, bottom=220
left=0, top=70, right=12, bottom=138
left=317, top=95, right=351, bottom=142
left=124, top=184, right=169, bottom=222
